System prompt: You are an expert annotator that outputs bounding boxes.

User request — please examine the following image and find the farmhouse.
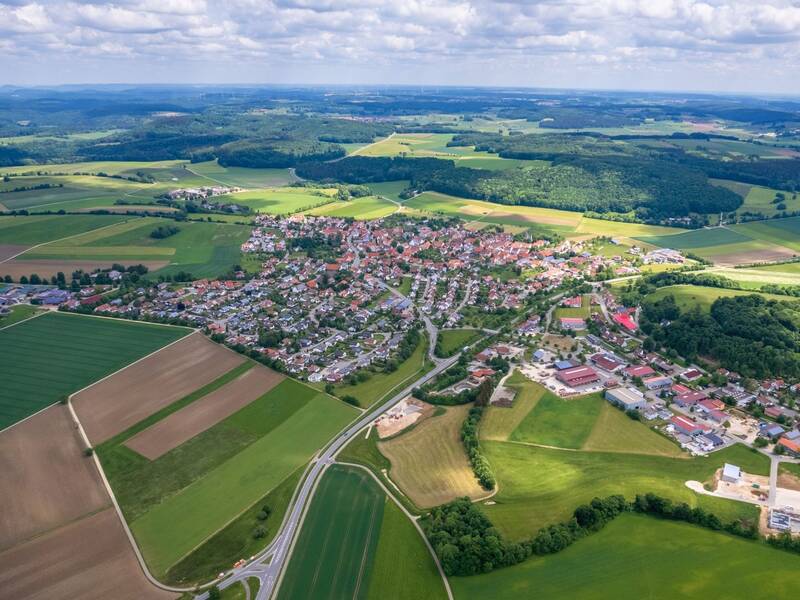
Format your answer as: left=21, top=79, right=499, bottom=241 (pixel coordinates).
left=605, top=387, right=646, bottom=411
left=556, top=365, right=600, bottom=387
left=625, top=364, right=655, bottom=378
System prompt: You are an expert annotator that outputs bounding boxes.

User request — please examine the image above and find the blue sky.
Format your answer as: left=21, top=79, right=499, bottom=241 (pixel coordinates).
left=2, top=0, right=799, bottom=94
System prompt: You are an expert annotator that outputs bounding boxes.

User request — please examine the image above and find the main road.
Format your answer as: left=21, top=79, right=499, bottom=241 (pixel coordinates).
left=205, top=285, right=459, bottom=599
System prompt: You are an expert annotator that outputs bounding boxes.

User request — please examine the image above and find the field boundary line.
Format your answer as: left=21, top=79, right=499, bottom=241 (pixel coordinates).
left=337, top=461, right=455, bottom=600
left=0, top=216, right=138, bottom=264
left=0, top=306, right=46, bottom=331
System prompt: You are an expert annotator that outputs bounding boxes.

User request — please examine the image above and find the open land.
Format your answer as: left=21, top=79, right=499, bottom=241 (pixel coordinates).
left=125, top=364, right=284, bottom=460
left=0, top=312, right=189, bottom=430
left=276, top=464, right=385, bottom=600
left=125, top=379, right=358, bottom=576
left=73, top=332, right=242, bottom=444
left=379, top=404, right=486, bottom=508
left=450, top=514, right=800, bottom=600
left=644, top=284, right=799, bottom=312
left=0, top=405, right=108, bottom=550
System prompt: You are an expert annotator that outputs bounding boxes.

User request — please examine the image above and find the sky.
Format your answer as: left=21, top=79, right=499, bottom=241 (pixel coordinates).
left=1, top=0, right=800, bottom=94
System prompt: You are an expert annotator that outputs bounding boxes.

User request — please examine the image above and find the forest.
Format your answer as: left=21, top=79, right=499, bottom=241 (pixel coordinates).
left=641, top=294, right=800, bottom=379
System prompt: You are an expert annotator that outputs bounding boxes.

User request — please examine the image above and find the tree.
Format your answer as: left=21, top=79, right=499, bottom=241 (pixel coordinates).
left=208, top=586, right=221, bottom=600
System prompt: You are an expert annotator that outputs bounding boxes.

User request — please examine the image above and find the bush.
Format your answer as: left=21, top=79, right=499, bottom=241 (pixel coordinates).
left=461, top=406, right=494, bottom=489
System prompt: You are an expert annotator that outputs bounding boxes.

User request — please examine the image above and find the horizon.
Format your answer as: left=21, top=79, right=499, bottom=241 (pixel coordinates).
left=2, top=1, right=799, bottom=94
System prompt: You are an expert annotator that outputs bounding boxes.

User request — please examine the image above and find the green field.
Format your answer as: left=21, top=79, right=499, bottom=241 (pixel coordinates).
left=335, top=337, right=432, bottom=408
left=366, top=498, right=448, bottom=600
left=637, top=226, right=750, bottom=250
left=20, top=216, right=252, bottom=278
left=510, top=392, right=604, bottom=449
left=645, top=284, right=798, bottom=312
left=278, top=464, right=445, bottom=600
left=435, top=328, right=482, bottom=357
left=0, top=312, right=189, bottom=429
left=305, top=195, right=397, bottom=219
left=734, top=217, right=800, bottom=253
left=0, top=304, right=41, bottom=328
left=553, top=295, right=591, bottom=320
left=187, top=161, right=296, bottom=188
left=451, top=514, right=800, bottom=600
left=368, top=180, right=409, bottom=202
left=124, top=378, right=358, bottom=575
left=0, top=214, right=127, bottom=245
left=222, top=188, right=337, bottom=214
left=481, top=441, right=766, bottom=540
left=277, top=465, right=385, bottom=600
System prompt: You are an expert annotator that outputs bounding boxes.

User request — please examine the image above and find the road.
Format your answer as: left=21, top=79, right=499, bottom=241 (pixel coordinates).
left=206, top=352, right=460, bottom=600
left=205, top=282, right=455, bottom=599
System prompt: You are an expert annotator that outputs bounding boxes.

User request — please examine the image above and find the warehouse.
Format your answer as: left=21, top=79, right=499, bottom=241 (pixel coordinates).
left=556, top=365, right=600, bottom=387
left=605, top=387, right=646, bottom=411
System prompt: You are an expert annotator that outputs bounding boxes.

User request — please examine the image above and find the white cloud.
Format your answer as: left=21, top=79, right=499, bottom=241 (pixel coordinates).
left=0, top=0, right=798, bottom=92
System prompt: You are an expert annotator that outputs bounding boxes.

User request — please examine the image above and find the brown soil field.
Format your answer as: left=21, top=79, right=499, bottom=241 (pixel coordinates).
left=379, top=404, right=486, bottom=508
left=0, top=508, right=172, bottom=600
left=73, top=333, right=245, bottom=444
left=0, top=258, right=169, bottom=279
left=778, top=471, right=800, bottom=492
left=0, top=405, right=109, bottom=551
left=708, top=246, right=797, bottom=267
left=125, top=365, right=284, bottom=459
left=0, top=244, right=28, bottom=261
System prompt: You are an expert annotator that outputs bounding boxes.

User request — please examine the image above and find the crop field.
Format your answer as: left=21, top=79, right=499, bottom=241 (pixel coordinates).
left=366, top=499, right=447, bottom=600
left=19, top=216, right=252, bottom=278
left=0, top=214, right=127, bottom=247
left=436, top=328, right=482, bottom=357
left=334, top=337, right=431, bottom=408
left=73, top=333, right=243, bottom=443
left=277, top=465, right=385, bottom=600
left=450, top=515, right=800, bottom=600
left=0, top=405, right=108, bottom=550
left=0, top=312, right=189, bottom=430
left=124, top=364, right=284, bottom=460
left=734, top=217, right=800, bottom=253
left=379, top=404, right=486, bottom=508
left=305, top=195, right=397, bottom=219
left=406, top=191, right=684, bottom=240
left=187, top=160, right=296, bottom=188
left=645, top=284, right=798, bottom=312
left=481, top=441, right=766, bottom=540
left=0, top=160, right=188, bottom=177
left=122, top=379, right=358, bottom=576
left=0, top=507, right=172, bottom=600
left=222, top=187, right=337, bottom=214
left=368, top=180, right=409, bottom=202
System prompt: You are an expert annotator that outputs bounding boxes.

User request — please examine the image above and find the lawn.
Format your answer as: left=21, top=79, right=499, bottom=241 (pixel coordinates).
left=0, top=312, right=189, bottom=430
left=128, top=379, right=358, bottom=576
left=510, top=392, right=604, bottom=449
left=22, top=216, right=252, bottom=278
left=0, top=214, right=128, bottom=246
left=481, top=441, right=766, bottom=540
left=582, top=402, right=684, bottom=457
left=450, top=514, right=800, bottom=600
left=335, top=337, right=432, bottom=408
left=435, top=328, right=482, bottom=357
left=222, top=188, right=336, bottom=214
left=379, top=404, right=486, bottom=508
left=276, top=465, right=385, bottom=600
left=645, top=284, right=797, bottom=312
left=366, top=499, right=447, bottom=600
left=553, top=295, right=591, bottom=320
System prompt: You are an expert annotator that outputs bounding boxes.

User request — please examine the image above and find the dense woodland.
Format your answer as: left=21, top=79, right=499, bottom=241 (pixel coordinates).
left=641, top=294, right=800, bottom=379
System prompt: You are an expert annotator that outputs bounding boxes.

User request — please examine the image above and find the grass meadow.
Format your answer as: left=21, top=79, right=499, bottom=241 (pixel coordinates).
left=435, top=328, right=483, bottom=357
left=645, top=284, right=799, bottom=312
left=451, top=514, right=800, bottom=600
left=0, top=312, right=189, bottom=429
